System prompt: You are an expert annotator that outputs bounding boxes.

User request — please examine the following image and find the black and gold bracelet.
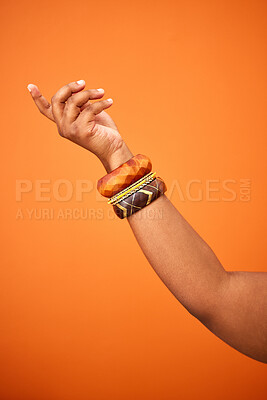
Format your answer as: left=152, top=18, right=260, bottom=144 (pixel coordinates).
left=112, top=177, right=167, bottom=219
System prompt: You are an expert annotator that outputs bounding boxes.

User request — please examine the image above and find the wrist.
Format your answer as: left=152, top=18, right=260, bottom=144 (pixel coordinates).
left=99, top=142, right=134, bottom=173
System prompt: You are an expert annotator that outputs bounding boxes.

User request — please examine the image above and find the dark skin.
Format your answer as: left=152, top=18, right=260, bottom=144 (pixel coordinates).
left=27, top=80, right=267, bottom=363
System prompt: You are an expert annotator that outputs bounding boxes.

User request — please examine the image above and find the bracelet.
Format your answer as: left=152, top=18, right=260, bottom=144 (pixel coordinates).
left=108, top=171, right=156, bottom=205
left=96, top=153, right=167, bottom=219
left=113, top=177, right=167, bottom=219
left=97, top=154, right=152, bottom=198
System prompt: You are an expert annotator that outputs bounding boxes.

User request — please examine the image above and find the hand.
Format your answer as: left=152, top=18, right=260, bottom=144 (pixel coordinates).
left=27, top=80, right=133, bottom=172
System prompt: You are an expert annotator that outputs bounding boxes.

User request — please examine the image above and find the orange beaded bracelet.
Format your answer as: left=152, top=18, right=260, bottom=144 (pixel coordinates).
left=97, top=154, right=152, bottom=198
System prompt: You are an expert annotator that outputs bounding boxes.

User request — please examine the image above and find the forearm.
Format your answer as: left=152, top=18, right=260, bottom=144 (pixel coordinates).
left=127, top=194, right=228, bottom=321
left=102, top=143, right=228, bottom=320
left=127, top=195, right=267, bottom=363
left=103, top=143, right=267, bottom=363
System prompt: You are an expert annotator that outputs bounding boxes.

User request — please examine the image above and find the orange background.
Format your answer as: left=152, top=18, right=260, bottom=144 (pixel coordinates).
left=1, top=0, right=267, bottom=399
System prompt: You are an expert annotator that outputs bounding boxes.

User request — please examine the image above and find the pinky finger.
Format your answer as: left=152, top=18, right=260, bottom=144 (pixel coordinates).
left=87, top=98, right=113, bottom=116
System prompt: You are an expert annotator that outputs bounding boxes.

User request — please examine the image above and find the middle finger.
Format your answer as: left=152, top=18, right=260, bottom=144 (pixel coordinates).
left=62, top=89, right=105, bottom=126
left=51, top=80, right=86, bottom=123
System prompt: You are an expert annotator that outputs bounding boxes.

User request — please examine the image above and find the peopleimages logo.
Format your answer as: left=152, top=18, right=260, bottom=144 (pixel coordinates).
left=15, top=179, right=95, bottom=202
left=167, top=178, right=251, bottom=202
left=15, top=178, right=251, bottom=221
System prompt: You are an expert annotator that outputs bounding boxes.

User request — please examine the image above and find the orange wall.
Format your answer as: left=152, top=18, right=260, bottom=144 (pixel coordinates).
left=1, top=0, right=267, bottom=399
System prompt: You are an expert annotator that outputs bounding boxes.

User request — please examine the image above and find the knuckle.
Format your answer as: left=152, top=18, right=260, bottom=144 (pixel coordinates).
left=81, top=106, right=92, bottom=117
left=67, top=83, right=74, bottom=93
left=70, top=123, right=79, bottom=136
left=39, top=104, right=50, bottom=115
left=57, top=123, right=65, bottom=137
left=43, top=102, right=50, bottom=110
left=67, top=96, right=75, bottom=105
left=91, top=103, right=99, bottom=112
left=57, top=127, right=63, bottom=137
left=87, top=89, right=95, bottom=96
left=62, top=131, right=69, bottom=139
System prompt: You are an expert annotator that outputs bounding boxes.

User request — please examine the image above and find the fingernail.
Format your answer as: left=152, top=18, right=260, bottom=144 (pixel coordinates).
left=97, top=88, right=104, bottom=92
left=27, top=84, right=35, bottom=92
left=107, top=98, right=113, bottom=102
left=76, top=79, right=85, bottom=85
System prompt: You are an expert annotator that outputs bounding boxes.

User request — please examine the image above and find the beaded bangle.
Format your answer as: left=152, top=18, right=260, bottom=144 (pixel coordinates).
left=113, top=177, right=167, bottom=219
left=97, top=154, right=152, bottom=198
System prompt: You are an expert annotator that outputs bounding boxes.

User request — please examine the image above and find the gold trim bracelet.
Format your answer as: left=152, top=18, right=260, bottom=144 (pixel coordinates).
left=108, top=172, right=156, bottom=205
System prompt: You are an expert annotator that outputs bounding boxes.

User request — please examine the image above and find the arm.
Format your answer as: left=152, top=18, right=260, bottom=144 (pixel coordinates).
left=127, top=194, right=267, bottom=364
left=28, top=80, right=267, bottom=364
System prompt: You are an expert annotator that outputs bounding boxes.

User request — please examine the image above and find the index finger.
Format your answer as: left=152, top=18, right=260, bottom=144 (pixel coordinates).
left=27, top=84, right=54, bottom=122
left=50, top=80, right=86, bottom=123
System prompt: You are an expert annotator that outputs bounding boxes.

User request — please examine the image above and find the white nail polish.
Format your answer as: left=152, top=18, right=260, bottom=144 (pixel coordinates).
left=97, top=88, right=104, bottom=92
left=107, top=98, right=113, bottom=102
left=27, top=84, right=35, bottom=92
left=76, top=80, right=85, bottom=85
